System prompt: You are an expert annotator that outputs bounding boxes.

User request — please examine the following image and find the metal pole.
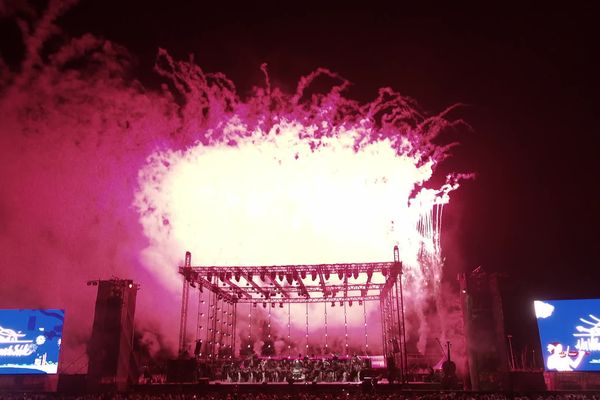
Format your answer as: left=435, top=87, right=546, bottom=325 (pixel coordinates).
left=205, top=290, right=212, bottom=360
left=507, top=334, right=516, bottom=370
left=399, top=272, right=407, bottom=379
left=197, top=288, right=205, bottom=358
left=268, top=302, right=272, bottom=357
left=380, top=298, right=387, bottom=358
left=324, top=301, right=328, bottom=354
left=363, top=299, right=369, bottom=353
left=344, top=301, right=348, bottom=356
left=178, top=252, right=192, bottom=357
left=247, top=303, right=252, bottom=356
left=394, top=279, right=404, bottom=383
left=288, top=302, right=291, bottom=358
left=305, top=302, right=309, bottom=355
left=232, top=302, right=237, bottom=359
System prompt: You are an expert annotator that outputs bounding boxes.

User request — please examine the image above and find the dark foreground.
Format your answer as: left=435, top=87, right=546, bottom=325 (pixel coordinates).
left=2, top=389, right=600, bottom=400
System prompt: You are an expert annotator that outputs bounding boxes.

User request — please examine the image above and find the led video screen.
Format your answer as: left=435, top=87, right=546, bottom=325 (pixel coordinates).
left=535, top=299, right=600, bottom=372
left=0, top=309, right=64, bottom=374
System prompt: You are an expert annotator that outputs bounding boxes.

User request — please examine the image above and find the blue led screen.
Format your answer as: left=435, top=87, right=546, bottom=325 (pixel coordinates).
left=535, top=299, right=600, bottom=372
left=0, top=309, right=64, bottom=374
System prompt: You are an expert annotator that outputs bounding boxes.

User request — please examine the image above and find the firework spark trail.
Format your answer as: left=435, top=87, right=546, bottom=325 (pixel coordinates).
left=0, top=1, right=469, bottom=366
left=136, top=51, right=469, bottom=355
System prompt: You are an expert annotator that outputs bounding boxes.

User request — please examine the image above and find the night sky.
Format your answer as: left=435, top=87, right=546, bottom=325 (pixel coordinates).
left=1, top=1, right=599, bottom=359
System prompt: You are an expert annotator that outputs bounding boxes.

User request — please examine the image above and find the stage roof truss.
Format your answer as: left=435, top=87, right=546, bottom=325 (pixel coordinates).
left=179, top=261, right=401, bottom=304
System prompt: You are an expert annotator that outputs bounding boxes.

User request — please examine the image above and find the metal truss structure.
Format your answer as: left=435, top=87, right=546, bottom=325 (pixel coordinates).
left=177, top=246, right=408, bottom=381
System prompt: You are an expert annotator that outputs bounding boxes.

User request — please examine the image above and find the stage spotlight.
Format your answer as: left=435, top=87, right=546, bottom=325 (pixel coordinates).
left=353, top=270, right=359, bottom=279
left=301, top=271, right=306, bottom=279
left=263, top=302, right=267, bottom=308
left=349, top=300, right=353, bottom=307
left=337, top=271, right=344, bottom=280
left=358, top=300, right=363, bottom=306
left=339, top=301, right=343, bottom=306
left=324, top=271, right=330, bottom=280
left=311, top=271, right=317, bottom=281
left=279, top=303, right=283, bottom=308
left=331, top=302, right=335, bottom=307
left=271, top=302, right=275, bottom=308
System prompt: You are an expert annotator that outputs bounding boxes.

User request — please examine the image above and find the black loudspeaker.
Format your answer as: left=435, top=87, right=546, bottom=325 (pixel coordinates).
left=509, top=371, right=546, bottom=391
left=194, top=340, right=203, bottom=357
left=461, top=271, right=509, bottom=391
left=166, top=359, right=198, bottom=383
left=57, top=374, right=87, bottom=394
left=391, top=338, right=400, bottom=353
left=87, top=279, right=138, bottom=391
left=361, top=377, right=377, bottom=393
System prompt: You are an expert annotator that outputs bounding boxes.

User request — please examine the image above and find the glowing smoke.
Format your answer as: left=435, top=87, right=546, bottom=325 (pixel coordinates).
left=0, top=0, right=469, bottom=369
left=135, top=50, right=469, bottom=356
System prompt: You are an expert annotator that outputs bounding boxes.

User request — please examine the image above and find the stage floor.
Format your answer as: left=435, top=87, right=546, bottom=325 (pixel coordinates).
left=133, top=380, right=447, bottom=393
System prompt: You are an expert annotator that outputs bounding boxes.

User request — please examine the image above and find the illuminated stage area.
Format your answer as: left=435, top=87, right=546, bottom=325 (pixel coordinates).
left=175, top=249, right=410, bottom=384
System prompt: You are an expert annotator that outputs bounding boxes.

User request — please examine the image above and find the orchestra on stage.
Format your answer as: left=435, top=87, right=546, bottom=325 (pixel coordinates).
left=215, top=354, right=372, bottom=383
